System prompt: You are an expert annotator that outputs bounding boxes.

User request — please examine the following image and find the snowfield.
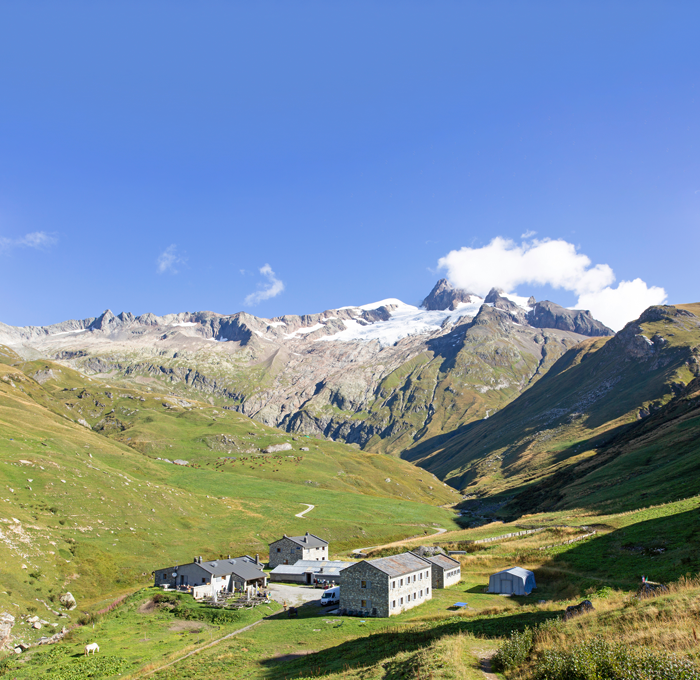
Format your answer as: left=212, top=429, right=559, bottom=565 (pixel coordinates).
left=316, top=299, right=484, bottom=346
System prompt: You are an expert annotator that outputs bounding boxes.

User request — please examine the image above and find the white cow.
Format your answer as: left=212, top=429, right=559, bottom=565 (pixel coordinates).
left=84, top=642, right=99, bottom=656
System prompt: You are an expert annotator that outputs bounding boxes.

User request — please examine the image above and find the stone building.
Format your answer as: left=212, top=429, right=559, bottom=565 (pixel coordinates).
left=268, top=532, right=328, bottom=568
left=423, top=553, right=461, bottom=589
left=154, top=555, right=267, bottom=599
left=339, top=552, right=432, bottom=617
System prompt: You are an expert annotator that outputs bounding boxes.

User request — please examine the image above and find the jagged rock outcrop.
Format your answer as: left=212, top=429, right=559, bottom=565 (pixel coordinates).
left=528, top=300, right=614, bottom=337
left=422, top=279, right=478, bottom=310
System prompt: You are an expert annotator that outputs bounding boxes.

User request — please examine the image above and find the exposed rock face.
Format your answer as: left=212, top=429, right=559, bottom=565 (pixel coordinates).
left=59, top=592, right=76, bottom=610
left=264, top=443, right=293, bottom=453
left=422, top=279, right=477, bottom=310
left=528, top=300, right=614, bottom=337
left=0, top=281, right=613, bottom=454
left=0, top=612, right=14, bottom=649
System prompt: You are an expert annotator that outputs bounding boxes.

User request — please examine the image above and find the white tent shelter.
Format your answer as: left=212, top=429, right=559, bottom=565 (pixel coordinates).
left=487, top=567, right=536, bottom=595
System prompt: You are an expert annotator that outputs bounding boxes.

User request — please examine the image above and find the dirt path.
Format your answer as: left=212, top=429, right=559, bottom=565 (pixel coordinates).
left=137, top=618, right=267, bottom=678
left=479, top=653, right=499, bottom=679
left=352, top=526, right=448, bottom=555
left=295, top=503, right=315, bottom=518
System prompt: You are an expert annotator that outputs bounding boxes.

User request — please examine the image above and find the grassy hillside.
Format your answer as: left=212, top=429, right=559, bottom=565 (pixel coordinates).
left=403, top=303, right=700, bottom=515
left=4, top=497, right=699, bottom=678
left=0, top=353, right=460, bottom=625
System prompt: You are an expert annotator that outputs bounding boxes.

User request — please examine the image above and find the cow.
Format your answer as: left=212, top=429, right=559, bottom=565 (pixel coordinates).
left=84, top=642, right=99, bottom=655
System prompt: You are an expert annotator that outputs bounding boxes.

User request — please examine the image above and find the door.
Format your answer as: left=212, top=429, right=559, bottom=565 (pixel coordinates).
left=501, top=579, right=512, bottom=594
left=180, top=575, right=188, bottom=586
left=306, top=573, right=312, bottom=585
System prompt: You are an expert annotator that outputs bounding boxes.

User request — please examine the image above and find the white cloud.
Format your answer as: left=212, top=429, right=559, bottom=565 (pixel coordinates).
left=521, top=230, right=537, bottom=239
left=437, top=237, right=666, bottom=331
left=575, top=279, right=667, bottom=331
left=244, top=264, right=285, bottom=305
left=157, top=244, right=186, bottom=274
left=0, top=231, right=57, bottom=252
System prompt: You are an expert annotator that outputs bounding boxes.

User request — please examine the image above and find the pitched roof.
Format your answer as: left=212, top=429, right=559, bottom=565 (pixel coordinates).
left=199, top=558, right=266, bottom=581
left=366, top=552, right=430, bottom=577
left=270, top=560, right=351, bottom=577
left=423, top=554, right=460, bottom=571
left=273, top=532, right=328, bottom=548
left=492, top=567, right=534, bottom=580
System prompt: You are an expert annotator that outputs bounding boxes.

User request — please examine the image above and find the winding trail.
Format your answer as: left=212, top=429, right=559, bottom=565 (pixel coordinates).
left=479, top=652, right=499, bottom=679
left=295, top=503, right=315, bottom=518
left=352, top=526, right=448, bottom=556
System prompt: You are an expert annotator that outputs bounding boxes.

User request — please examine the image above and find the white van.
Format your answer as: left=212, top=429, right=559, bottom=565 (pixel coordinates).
left=320, top=586, right=339, bottom=606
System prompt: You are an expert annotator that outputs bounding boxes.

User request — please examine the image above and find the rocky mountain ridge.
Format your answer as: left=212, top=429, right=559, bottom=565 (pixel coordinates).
left=0, top=281, right=613, bottom=454
left=403, top=302, right=700, bottom=511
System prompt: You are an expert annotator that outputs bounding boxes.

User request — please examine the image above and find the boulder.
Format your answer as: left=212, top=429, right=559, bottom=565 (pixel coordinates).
left=59, top=592, right=77, bottom=610
left=32, top=622, right=42, bottom=629
left=263, top=443, right=293, bottom=453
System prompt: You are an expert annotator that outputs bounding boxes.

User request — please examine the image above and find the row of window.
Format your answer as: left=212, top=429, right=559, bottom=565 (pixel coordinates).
left=446, top=569, right=460, bottom=578
left=390, top=570, right=430, bottom=589
left=391, top=588, right=429, bottom=609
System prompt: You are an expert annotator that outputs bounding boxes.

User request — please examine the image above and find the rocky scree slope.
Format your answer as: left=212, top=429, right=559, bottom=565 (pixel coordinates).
left=0, top=281, right=612, bottom=456
left=403, top=303, right=700, bottom=512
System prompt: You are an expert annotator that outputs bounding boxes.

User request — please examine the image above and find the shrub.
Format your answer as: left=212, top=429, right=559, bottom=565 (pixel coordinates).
left=493, top=627, right=535, bottom=671
left=532, top=637, right=700, bottom=680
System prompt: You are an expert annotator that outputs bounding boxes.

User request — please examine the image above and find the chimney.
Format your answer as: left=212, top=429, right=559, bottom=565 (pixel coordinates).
left=255, top=554, right=260, bottom=565
left=199, top=556, right=202, bottom=564
left=194, top=557, right=197, bottom=564
left=228, top=555, right=231, bottom=559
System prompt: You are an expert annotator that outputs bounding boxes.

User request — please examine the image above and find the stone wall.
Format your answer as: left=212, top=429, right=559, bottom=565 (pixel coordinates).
left=269, top=537, right=302, bottom=568
left=340, top=562, right=390, bottom=617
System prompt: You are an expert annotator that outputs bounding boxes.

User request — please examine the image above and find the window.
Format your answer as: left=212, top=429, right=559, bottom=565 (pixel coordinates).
left=361, top=580, right=367, bottom=589
left=361, top=599, right=367, bottom=608
left=276, top=548, right=281, bottom=552
left=426, top=587, right=430, bottom=594
left=413, top=574, right=416, bottom=582
left=413, top=593, right=417, bottom=600
left=400, top=578, right=403, bottom=586
left=419, top=572, right=422, bottom=580
left=202, top=578, right=206, bottom=583
left=391, top=581, right=396, bottom=589
left=420, top=590, right=423, bottom=597
left=392, top=600, right=396, bottom=609
left=400, top=597, right=404, bottom=605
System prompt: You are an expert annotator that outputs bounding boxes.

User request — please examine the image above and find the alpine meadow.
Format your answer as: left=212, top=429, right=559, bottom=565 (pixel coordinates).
left=1, top=3, right=699, bottom=679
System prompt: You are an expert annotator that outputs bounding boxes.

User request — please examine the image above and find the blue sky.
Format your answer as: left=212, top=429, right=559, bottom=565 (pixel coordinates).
left=1, top=1, right=698, bottom=330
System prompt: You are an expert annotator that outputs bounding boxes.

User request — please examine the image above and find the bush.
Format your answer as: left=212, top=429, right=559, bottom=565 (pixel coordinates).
left=533, top=638, right=700, bottom=680
left=493, top=627, right=535, bottom=671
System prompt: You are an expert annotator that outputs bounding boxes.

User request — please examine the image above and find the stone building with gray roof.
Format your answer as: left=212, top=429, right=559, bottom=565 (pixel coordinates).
left=339, top=552, right=432, bottom=617
left=422, top=553, right=461, bottom=589
left=154, top=555, right=267, bottom=599
left=268, top=532, right=329, bottom=568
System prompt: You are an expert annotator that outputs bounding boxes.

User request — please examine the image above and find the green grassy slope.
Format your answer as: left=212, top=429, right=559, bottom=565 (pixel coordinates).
left=0, top=355, right=459, bottom=624
left=402, top=304, right=700, bottom=514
